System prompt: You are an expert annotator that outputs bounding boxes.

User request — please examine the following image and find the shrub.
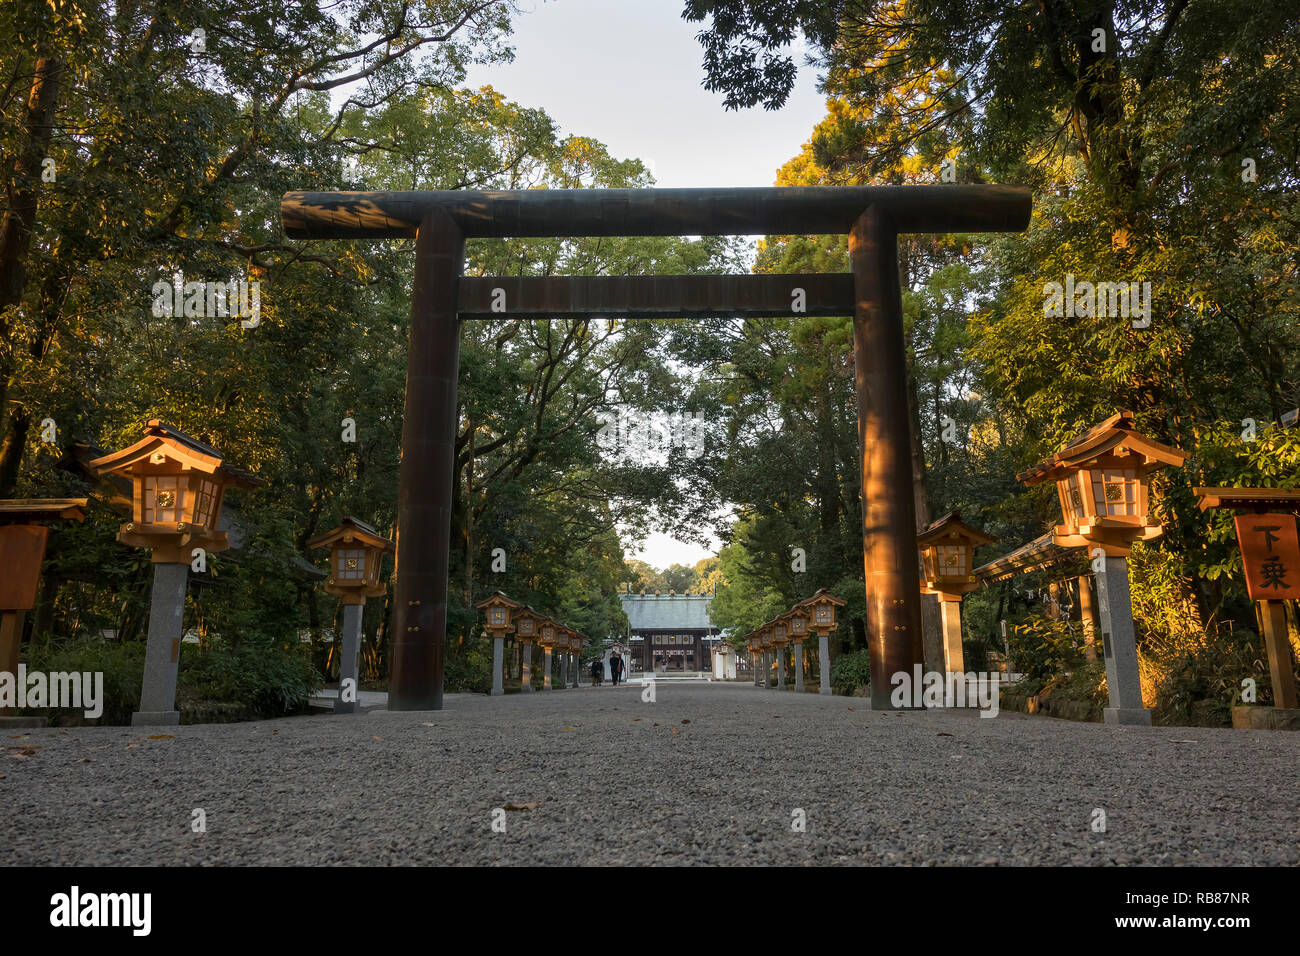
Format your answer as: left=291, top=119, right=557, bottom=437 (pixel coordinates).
left=445, top=639, right=493, bottom=694
left=831, top=648, right=872, bottom=696
left=20, top=639, right=145, bottom=725
left=179, top=642, right=321, bottom=721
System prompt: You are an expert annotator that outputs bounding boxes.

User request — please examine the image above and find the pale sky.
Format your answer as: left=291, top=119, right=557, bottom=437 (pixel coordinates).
left=466, top=0, right=828, bottom=568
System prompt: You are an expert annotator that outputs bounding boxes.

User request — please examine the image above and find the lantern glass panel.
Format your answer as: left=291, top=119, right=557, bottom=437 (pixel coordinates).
left=519, top=618, right=534, bottom=635
left=1091, top=469, right=1138, bottom=517
left=937, top=544, right=967, bottom=577
left=145, top=475, right=184, bottom=524
left=192, top=479, right=218, bottom=528
left=816, top=606, right=831, bottom=625
left=490, top=608, right=506, bottom=626
left=774, top=624, right=786, bottom=640
left=336, top=548, right=365, bottom=580
left=791, top=616, right=805, bottom=634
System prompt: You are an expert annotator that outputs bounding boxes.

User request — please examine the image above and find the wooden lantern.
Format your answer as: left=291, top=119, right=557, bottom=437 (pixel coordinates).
left=539, top=619, right=558, bottom=648
left=798, top=588, right=846, bottom=633
left=88, top=419, right=261, bottom=563
left=917, top=511, right=996, bottom=599
left=771, top=618, right=789, bottom=647
left=475, top=591, right=522, bottom=635
left=787, top=608, right=809, bottom=640
left=1018, top=411, right=1187, bottom=556
left=307, top=516, right=395, bottom=604
left=514, top=607, right=542, bottom=642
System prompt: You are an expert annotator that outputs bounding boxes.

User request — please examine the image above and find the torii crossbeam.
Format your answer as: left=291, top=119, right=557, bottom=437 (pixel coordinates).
left=283, top=185, right=1032, bottom=710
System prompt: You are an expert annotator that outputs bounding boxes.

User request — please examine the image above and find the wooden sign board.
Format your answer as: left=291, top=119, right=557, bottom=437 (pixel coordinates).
left=1234, top=514, right=1300, bottom=601
left=0, top=525, right=51, bottom=610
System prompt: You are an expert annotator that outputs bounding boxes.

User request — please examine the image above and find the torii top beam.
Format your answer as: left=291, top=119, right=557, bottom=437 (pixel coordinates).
left=282, top=185, right=1032, bottom=240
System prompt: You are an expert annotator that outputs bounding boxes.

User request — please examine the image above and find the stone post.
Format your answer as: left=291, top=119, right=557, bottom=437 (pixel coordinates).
left=793, top=642, right=805, bottom=692
left=335, top=602, right=363, bottom=714
left=939, top=598, right=965, bottom=675
left=521, top=639, right=533, bottom=692
left=543, top=647, right=552, bottom=690
left=818, top=633, right=831, bottom=695
left=491, top=635, right=505, bottom=696
left=1094, top=555, right=1151, bottom=726
left=133, top=562, right=189, bottom=726
left=777, top=649, right=787, bottom=690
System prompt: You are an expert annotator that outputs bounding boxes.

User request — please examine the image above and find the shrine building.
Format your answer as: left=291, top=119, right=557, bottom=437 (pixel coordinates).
left=620, top=590, right=719, bottom=675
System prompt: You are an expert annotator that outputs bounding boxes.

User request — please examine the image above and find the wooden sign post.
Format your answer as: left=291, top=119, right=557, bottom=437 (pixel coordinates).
left=0, top=500, right=87, bottom=727
left=1196, top=488, right=1300, bottom=727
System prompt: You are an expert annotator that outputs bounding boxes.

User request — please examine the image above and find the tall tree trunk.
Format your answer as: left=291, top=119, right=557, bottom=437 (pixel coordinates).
left=0, top=57, right=63, bottom=496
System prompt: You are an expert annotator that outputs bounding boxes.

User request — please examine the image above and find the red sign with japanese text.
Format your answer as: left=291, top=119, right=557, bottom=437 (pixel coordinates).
left=1234, top=513, right=1300, bottom=601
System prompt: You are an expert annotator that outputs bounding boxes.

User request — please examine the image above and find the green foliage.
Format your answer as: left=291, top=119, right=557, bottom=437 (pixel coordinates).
left=18, top=638, right=320, bottom=725
left=1007, top=614, right=1088, bottom=684
left=21, top=639, right=146, bottom=726
left=178, top=642, right=321, bottom=722
left=830, top=648, right=872, bottom=696
left=445, top=638, right=493, bottom=695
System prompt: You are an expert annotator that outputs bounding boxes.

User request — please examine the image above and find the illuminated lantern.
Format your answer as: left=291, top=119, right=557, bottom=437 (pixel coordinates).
left=538, top=619, right=558, bottom=691
left=474, top=591, right=522, bottom=697
left=89, top=420, right=261, bottom=564
left=1019, top=411, right=1187, bottom=726
left=796, top=589, right=846, bottom=696
left=309, top=516, right=394, bottom=602
left=1017, top=410, right=1186, bottom=557
left=308, top=517, right=395, bottom=714
left=917, top=512, right=995, bottom=677
left=512, top=607, right=544, bottom=693
left=89, top=420, right=261, bottom=726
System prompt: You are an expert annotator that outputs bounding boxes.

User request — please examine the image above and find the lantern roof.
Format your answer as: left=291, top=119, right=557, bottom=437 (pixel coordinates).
left=88, top=419, right=262, bottom=488
left=473, top=590, right=523, bottom=611
left=916, top=511, right=996, bottom=549
left=0, top=498, right=88, bottom=525
left=795, top=587, right=846, bottom=610
left=1194, top=487, right=1300, bottom=514
left=1017, top=410, right=1187, bottom=486
left=307, top=515, right=395, bottom=553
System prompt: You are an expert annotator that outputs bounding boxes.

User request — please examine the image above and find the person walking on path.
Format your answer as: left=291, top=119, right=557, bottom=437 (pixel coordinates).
left=590, top=657, right=603, bottom=686
left=610, top=653, right=624, bottom=686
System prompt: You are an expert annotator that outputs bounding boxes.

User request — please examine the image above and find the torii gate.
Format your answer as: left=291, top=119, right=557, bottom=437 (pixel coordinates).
left=282, top=185, right=1032, bottom=710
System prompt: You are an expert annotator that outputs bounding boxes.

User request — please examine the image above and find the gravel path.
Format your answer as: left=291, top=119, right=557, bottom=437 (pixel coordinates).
left=3, top=683, right=1296, bottom=865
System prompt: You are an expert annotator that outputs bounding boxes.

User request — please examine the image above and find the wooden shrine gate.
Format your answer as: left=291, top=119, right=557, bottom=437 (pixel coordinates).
left=282, top=185, right=1032, bottom=710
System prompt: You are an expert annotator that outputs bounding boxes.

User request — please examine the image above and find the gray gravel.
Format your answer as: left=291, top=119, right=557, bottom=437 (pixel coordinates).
left=2, top=682, right=1297, bottom=865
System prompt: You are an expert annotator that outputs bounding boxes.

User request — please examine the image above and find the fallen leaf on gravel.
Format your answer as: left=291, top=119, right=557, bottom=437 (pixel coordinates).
left=271, top=730, right=279, bottom=735
left=503, top=802, right=540, bottom=811
left=847, top=707, right=855, bottom=711
left=78, top=758, right=92, bottom=763
left=632, top=717, right=642, bottom=722
left=562, top=727, right=575, bottom=731
left=372, top=736, right=383, bottom=741
left=147, top=734, right=174, bottom=740
left=421, top=722, right=434, bottom=726
left=937, top=733, right=953, bottom=737
left=681, top=719, right=690, bottom=724
left=671, top=727, right=680, bottom=735
left=124, top=744, right=139, bottom=749
left=1166, top=739, right=1197, bottom=744
left=652, top=722, right=659, bottom=727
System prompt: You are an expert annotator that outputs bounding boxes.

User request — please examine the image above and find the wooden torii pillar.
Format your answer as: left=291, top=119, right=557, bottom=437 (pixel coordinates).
left=283, top=185, right=1032, bottom=710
